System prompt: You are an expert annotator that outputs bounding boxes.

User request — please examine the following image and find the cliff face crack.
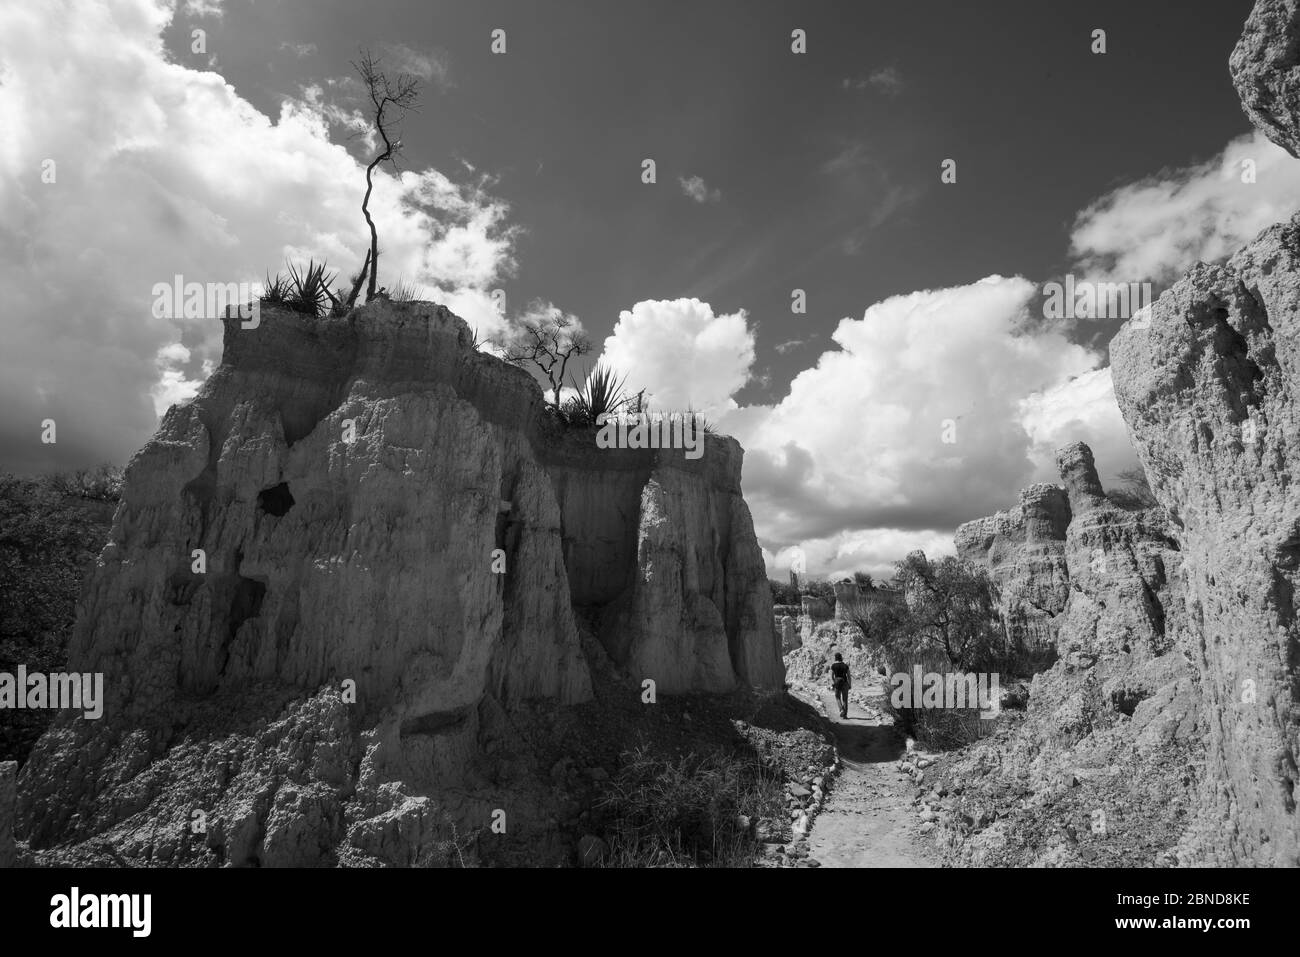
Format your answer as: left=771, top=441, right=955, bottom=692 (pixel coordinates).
left=221, top=575, right=267, bottom=677
left=400, top=706, right=472, bottom=737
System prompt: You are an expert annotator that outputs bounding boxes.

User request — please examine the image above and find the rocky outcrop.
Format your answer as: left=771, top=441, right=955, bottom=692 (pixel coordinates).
left=937, top=443, right=1199, bottom=867
left=955, top=483, right=1070, bottom=651
left=1053, top=443, right=1185, bottom=670
left=939, top=0, right=1300, bottom=867
left=1083, top=0, right=1300, bottom=866
left=546, top=423, right=780, bottom=694
left=1230, top=0, right=1300, bottom=157
left=774, top=605, right=801, bottom=652
left=1111, top=216, right=1300, bottom=867
left=16, top=300, right=781, bottom=865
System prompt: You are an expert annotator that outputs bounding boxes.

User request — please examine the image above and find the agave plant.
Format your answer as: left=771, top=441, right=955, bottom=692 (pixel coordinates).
left=285, top=259, right=337, bottom=317
left=567, top=362, right=630, bottom=428
left=261, top=270, right=291, bottom=303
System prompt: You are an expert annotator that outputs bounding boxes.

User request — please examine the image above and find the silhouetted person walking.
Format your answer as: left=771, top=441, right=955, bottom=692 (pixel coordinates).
left=831, top=653, right=851, bottom=719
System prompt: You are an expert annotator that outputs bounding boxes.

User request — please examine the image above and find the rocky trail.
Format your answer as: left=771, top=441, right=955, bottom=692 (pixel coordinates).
left=799, top=677, right=939, bottom=868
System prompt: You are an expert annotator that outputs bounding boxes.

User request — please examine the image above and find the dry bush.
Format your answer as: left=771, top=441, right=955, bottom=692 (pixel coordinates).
left=878, top=647, right=997, bottom=750
left=594, top=746, right=785, bottom=867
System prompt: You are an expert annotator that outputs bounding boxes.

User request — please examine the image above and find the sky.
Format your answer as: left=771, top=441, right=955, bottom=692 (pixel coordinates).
left=2, top=0, right=1296, bottom=579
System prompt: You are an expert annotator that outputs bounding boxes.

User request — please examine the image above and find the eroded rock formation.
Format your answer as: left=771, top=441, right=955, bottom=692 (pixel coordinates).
left=938, top=443, right=1199, bottom=866
left=1231, top=0, right=1300, bottom=156
left=1082, top=0, right=1300, bottom=866
left=1111, top=217, right=1300, bottom=866
left=955, top=483, right=1070, bottom=651
left=16, top=300, right=781, bottom=865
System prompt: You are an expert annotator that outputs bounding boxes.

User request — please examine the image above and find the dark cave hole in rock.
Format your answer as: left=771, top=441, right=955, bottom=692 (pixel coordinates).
left=1111, top=688, right=1147, bottom=717
left=257, top=482, right=295, bottom=517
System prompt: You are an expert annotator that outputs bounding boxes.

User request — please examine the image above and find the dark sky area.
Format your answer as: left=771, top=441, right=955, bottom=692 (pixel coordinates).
left=165, top=0, right=1255, bottom=401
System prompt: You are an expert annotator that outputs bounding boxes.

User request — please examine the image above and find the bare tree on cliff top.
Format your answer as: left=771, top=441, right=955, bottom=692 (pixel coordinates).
left=503, top=305, right=591, bottom=407
left=352, top=50, right=420, bottom=304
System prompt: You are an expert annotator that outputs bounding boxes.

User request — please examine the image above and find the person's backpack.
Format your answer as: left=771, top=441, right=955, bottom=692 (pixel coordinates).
left=832, top=662, right=851, bottom=691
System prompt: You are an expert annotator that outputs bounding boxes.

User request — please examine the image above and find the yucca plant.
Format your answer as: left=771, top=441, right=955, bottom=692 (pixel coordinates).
left=566, top=362, right=630, bottom=428
left=285, top=259, right=337, bottom=317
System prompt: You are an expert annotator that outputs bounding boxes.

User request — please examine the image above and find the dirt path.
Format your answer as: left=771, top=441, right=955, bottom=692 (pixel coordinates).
left=800, top=678, right=939, bottom=868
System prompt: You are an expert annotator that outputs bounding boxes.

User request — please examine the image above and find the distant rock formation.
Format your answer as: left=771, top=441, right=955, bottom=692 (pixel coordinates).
left=830, top=579, right=866, bottom=613
left=1052, top=443, right=1184, bottom=671
left=940, top=443, right=1198, bottom=867
left=955, top=483, right=1070, bottom=651
left=773, top=605, right=801, bottom=652
left=957, top=444, right=1184, bottom=665
left=16, top=300, right=781, bottom=865
left=831, top=580, right=903, bottom=621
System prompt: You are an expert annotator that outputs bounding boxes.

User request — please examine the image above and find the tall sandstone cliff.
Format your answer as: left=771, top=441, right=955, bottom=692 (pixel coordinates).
left=15, top=300, right=781, bottom=866
left=946, top=0, right=1300, bottom=865
left=1111, top=218, right=1300, bottom=866
left=1105, top=0, right=1300, bottom=866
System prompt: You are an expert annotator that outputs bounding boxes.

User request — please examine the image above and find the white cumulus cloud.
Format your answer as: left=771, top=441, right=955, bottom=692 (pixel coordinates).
left=599, top=298, right=755, bottom=416
left=0, top=0, right=517, bottom=474
left=1070, top=131, right=1300, bottom=285
left=1018, top=367, right=1137, bottom=490
left=722, top=277, right=1103, bottom=573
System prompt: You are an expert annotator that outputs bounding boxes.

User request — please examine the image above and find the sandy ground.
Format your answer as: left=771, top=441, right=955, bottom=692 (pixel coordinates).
left=799, top=677, right=939, bottom=868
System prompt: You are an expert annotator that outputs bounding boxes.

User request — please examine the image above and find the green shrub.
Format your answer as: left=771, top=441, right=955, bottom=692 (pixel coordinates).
left=769, top=579, right=800, bottom=606
left=46, top=464, right=123, bottom=502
